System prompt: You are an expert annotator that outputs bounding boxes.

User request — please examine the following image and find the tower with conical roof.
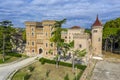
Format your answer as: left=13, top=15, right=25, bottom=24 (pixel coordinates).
left=91, top=15, right=103, bottom=56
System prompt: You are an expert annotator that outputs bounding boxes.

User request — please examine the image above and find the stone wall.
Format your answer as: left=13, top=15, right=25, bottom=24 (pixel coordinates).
left=80, top=59, right=97, bottom=80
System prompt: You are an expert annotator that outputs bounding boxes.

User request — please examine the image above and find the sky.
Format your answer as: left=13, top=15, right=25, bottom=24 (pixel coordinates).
left=0, top=0, right=120, bottom=28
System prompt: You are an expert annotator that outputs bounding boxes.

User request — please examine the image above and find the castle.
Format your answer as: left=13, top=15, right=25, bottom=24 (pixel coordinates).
left=25, top=15, right=103, bottom=61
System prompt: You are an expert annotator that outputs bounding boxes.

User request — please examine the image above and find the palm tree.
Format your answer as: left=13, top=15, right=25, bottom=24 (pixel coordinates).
left=50, top=19, right=66, bottom=68
left=61, top=41, right=74, bottom=61
left=71, top=49, right=86, bottom=72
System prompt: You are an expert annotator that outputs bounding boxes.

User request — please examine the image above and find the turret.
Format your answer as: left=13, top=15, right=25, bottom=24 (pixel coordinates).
left=91, top=15, right=103, bottom=56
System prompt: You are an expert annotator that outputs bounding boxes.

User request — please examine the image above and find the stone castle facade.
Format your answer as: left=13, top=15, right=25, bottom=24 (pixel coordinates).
left=25, top=16, right=103, bottom=60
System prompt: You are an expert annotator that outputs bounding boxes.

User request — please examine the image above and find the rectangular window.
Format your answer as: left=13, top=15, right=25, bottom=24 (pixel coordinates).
left=98, top=38, right=101, bottom=42
left=79, top=44, right=82, bottom=48
left=46, top=43, right=48, bottom=47
left=69, top=36, right=71, bottom=39
left=51, top=52, right=53, bottom=55
left=32, top=42, right=34, bottom=46
left=46, top=52, right=48, bottom=55
left=32, top=50, right=34, bottom=53
left=50, top=43, right=53, bottom=47
left=28, top=42, right=29, bottom=45
left=93, top=30, right=97, bottom=33
left=32, top=32, right=34, bottom=36
left=31, top=28, right=34, bottom=31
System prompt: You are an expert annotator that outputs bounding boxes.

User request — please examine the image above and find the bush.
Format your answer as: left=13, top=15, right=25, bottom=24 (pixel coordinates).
left=39, top=58, right=46, bottom=64
left=7, top=52, right=22, bottom=57
left=39, top=58, right=86, bottom=70
left=46, top=69, right=50, bottom=77
left=75, top=64, right=86, bottom=70
left=64, top=74, right=69, bottom=80
left=28, top=66, right=35, bottom=72
left=24, top=74, right=31, bottom=80
left=73, top=71, right=83, bottom=80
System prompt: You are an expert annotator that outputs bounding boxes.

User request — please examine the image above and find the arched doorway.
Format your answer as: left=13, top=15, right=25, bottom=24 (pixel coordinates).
left=39, top=48, right=43, bottom=54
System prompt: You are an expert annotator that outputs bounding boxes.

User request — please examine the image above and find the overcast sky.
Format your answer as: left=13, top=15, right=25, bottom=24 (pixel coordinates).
left=0, top=0, right=120, bottom=28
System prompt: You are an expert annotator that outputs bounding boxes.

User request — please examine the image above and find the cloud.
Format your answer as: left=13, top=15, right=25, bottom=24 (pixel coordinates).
left=0, top=0, right=120, bottom=28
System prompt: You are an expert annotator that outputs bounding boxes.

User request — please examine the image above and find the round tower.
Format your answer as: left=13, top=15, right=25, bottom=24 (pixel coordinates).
left=91, top=15, right=103, bottom=56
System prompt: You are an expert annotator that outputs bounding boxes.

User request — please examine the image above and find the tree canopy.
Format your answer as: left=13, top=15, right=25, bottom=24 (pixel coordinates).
left=0, top=20, right=16, bottom=54
left=103, top=17, right=120, bottom=39
left=103, top=17, right=120, bottom=53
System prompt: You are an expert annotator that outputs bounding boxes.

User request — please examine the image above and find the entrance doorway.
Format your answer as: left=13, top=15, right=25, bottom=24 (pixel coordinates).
left=39, top=48, right=43, bottom=54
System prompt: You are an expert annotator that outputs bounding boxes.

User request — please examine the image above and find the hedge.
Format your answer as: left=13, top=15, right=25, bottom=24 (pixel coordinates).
left=39, top=58, right=86, bottom=71
left=6, top=52, right=22, bottom=57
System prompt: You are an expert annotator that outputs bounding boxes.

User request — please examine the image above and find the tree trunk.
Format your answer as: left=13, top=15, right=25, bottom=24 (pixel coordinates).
left=111, top=39, right=113, bottom=53
left=56, top=44, right=59, bottom=68
left=2, top=34, right=5, bottom=62
left=56, top=58, right=58, bottom=68
left=105, top=39, right=107, bottom=52
left=72, top=54, right=75, bottom=72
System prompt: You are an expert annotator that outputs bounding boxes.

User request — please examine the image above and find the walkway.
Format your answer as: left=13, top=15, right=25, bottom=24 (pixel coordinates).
left=90, top=61, right=120, bottom=80
left=0, top=55, right=42, bottom=80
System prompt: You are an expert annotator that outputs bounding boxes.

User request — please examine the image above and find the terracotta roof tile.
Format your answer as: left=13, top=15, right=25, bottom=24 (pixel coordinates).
left=92, top=15, right=102, bottom=26
left=70, top=26, right=81, bottom=29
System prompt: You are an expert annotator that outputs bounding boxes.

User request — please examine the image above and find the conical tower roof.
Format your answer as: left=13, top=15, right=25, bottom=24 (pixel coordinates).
left=92, top=15, right=102, bottom=27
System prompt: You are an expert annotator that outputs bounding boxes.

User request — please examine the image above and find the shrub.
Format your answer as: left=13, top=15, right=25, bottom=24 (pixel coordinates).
left=64, top=74, right=69, bottom=80
left=28, top=66, right=35, bottom=72
left=0, top=59, right=4, bottom=64
left=73, top=71, right=83, bottom=80
left=75, top=64, right=86, bottom=70
left=39, top=58, right=46, bottom=64
left=7, top=52, right=22, bottom=57
left=24, top=74, right=31, bottom=80
left=39, top=58, right=86, bottom=70
left=59, top=61, right=72, bottom=68
left=46, top=69, right=50, bottom=77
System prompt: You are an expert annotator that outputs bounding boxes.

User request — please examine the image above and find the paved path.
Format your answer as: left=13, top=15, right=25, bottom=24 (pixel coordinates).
left=0, top=55, right=42, bottom=80
left=91, top=61, right=120, bottom=80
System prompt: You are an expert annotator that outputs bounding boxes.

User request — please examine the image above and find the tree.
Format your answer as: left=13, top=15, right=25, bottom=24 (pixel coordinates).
left=103, top=17, right=120, bottom=53
left=0, top=20, right=16, bottom=62
left=116, top=30, right=120, bottom=53
left=71, top=49, right=86, bottom=72
left=50, top=19, right=66, bottom=68
left=61, top=41, right=74, bottom=61
left=22, top=29, right=26, bottom=43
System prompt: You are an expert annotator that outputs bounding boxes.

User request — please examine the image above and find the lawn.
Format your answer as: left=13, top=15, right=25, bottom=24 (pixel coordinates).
left=12, top=61, right=82, bottom=80
left=0, top=54, right=24, bottom=64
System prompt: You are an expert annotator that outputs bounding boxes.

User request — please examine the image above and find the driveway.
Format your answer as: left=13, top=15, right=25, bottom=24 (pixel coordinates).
left=0, top=55, right=42, bottom=80
left=91, top=61, right=120, bottom=80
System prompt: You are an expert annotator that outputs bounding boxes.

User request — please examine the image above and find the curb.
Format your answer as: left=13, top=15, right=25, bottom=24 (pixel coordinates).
left=0, top=57, right=27, bottom=67
left=7, top=60, right=37, bottom=80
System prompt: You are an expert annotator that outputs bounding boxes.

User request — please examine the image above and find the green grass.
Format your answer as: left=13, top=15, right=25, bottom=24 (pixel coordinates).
left=0, top=54, right=24, bottom=64
left=12, top=61, right=83, bottom=80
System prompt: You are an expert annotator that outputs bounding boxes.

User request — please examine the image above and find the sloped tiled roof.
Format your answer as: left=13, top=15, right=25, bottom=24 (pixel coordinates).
left=70, top=26, right=81, bottom=29
left=92, top=15, right=102, bottom=26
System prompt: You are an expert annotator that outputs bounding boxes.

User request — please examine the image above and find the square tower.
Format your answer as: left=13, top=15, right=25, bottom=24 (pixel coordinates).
left=25, top=20, right=57, bottom=58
